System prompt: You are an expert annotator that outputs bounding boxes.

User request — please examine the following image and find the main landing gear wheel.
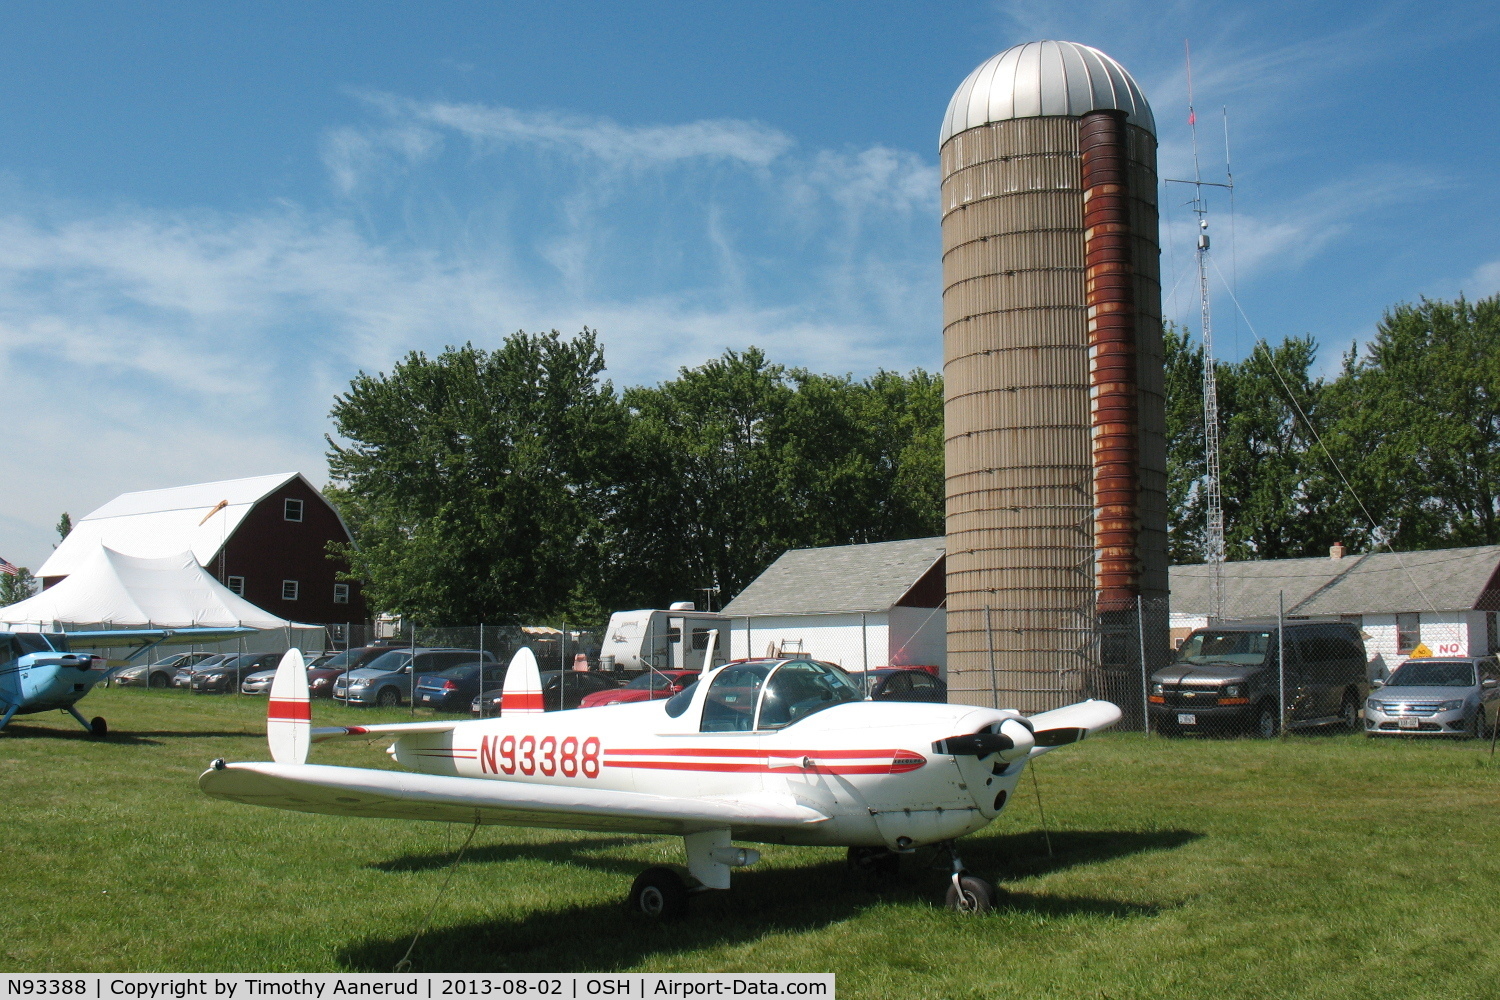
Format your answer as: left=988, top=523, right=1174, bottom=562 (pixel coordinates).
left=945, top=874, right=998, bottom=915
left=846, top=846, right=900, bottom=880
left=90, top=717, right=108, bottom=737
left=628, top=866, right=690, bottom=921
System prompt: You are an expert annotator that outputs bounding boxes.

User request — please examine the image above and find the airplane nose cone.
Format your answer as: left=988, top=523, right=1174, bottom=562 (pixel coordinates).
left=996, top=719, right=1035, bottom=761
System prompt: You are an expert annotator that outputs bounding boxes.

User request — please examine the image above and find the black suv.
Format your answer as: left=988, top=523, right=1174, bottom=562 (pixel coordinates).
left=1151, top=621, right=1368, bottom=737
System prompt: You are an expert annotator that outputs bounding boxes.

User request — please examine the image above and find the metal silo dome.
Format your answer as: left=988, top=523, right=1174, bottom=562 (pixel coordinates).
left=940, top=40, right=1155, bottom=147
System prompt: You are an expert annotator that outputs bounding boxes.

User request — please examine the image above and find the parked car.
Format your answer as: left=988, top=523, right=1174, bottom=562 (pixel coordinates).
left=114, top=651, right=216, bottom=688
left=240, top=651, right=339, bottom=695
left=1150, top=621, right=1368, bottom=737
left=472, top=670, right=620, bottom=715
left=173, top=653, right=231, bottom=688
left=1365, top=656, right=1499, bottom=738
left=579, top=669, right=698, bottom=708
left=414, top=662, right=509, bottom=712
left=302, top=645, right=401, bottom=698
left=192, top=652, right=282, bottom=693
left=334, top=647, right=495, bottom=707
left=847, top=668, right=948, bottom=703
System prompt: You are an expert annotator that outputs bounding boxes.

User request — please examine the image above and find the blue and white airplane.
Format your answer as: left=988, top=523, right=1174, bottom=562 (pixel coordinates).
left=1, top=626, right=256, bottom=734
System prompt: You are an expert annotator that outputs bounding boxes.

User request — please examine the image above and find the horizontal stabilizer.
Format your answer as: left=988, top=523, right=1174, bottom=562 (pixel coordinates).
left=1026, top=700, right=1121, bottom=757
left=310, top=721, right=463, bottom=744
left=200, top=762, right=829, bottom=837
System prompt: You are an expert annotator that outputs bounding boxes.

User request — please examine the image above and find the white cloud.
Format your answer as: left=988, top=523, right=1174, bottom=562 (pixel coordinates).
left=0, top=98, right=945, bottom=569
left=1466, top=259, right=1500, bottom=298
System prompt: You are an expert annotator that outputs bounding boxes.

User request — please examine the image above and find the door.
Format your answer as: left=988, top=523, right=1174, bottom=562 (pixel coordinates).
left=0, top=635, right=20, bottom=708
left=1288, top=631, right=1322, bottom=722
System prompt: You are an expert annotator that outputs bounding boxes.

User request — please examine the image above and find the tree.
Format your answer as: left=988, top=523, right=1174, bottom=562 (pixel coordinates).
left=55, top=512, right=72, bottom=544
left=609, top=350, right=944, bottom=608
left=326, top=329, right=627, bottom=625
left=1324, top=295, right=1500, bottom=549
left=0, top=566, right=36, bottom=606
left=1164, top=323, right=1206, bottom=563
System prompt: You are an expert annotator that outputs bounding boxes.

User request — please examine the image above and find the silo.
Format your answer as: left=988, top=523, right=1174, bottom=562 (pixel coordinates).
left=940, top=40, right=1168, bottom=713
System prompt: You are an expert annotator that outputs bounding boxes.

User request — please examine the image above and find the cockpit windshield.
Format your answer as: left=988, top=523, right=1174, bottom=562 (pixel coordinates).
left=701, top=662, right=775, bottom=732
left=755, top=660, right=862, bottom=729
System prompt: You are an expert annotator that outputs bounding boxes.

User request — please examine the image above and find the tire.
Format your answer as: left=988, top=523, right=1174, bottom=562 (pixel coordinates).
left=376, top=687, right=401, bottom=708
left=945, top=874, right=996, bottom=915
left=148, top=672, right=169, bottom=689
left=1470, top=708, right=1485, bottom=741
left=90, top=717, right=108, bottom=737
left=846, top=846, right=900, bottom=880
left=627, top=866, right=690, bottom=920
left=1338, top=690, right=1360, bottom=733
left=1254, top=702, right=1279, bottom=739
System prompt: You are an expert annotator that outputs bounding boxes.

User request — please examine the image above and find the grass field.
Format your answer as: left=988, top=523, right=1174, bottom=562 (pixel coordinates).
left=2, top=686, right=1498, bottom=997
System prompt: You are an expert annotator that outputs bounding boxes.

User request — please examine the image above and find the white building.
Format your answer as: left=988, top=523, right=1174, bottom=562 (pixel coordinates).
left=721, top=537, right=946, bottom=674
left=1170, top=544, right=1500, bottom=676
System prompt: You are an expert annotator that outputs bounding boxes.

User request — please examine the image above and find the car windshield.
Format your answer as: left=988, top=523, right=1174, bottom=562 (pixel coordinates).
left=364, top=650, right=412, bottom=672
left=1387, top=661, right=1476, bottom=687
left=1175, top=630, right=1272, bottom=666
left=626, top=672, right=676, bottom=691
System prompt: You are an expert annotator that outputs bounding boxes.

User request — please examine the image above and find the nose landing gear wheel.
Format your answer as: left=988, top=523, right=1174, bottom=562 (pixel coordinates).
left=90, top=717, right=108, bottom=737
left=628, top=866, right=690, bottom=921
left=945, top=874, right=998, bottom=914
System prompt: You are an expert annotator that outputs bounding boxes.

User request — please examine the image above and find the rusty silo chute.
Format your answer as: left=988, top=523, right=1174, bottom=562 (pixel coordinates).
left=940, top=41, right=1169, bottom=715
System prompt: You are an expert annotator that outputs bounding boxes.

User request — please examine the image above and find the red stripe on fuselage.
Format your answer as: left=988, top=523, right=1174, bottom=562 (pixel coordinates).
left=268, top=700, right=311, bottom=722
left=602, top=759, right=911, bottom=775
left=606, top=747, right=913, bottom=759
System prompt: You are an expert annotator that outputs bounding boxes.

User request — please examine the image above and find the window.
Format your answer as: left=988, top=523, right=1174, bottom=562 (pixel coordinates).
left=283, top=498, right=304, bottom=522
left=282, top=580, right=299, bottom=601
left=333, top=583, right=350, bottom=605
left=1488, top=612, right=1498, bottom=656
left=756, top=661, right=862, bottom=730
left=701, top=662, right=774, bottom=732
left=226, top=576, right=245, bottom=596
left=1396, top=613, right=1421, bottom=653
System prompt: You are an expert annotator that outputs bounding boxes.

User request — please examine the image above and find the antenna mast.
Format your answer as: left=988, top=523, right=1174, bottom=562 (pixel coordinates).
left=1166, top=40, right=1231, bottom=620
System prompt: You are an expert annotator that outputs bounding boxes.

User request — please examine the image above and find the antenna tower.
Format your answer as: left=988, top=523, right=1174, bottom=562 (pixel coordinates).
left=1166, top=41, right=1232, bottom=619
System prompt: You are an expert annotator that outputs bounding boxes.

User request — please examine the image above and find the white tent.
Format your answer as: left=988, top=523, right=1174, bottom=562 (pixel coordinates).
left=0, top=545, right=317, bottom=640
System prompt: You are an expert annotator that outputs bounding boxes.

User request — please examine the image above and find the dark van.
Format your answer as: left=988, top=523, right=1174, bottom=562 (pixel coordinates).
left=1150, top=621, right=1368, bottom=737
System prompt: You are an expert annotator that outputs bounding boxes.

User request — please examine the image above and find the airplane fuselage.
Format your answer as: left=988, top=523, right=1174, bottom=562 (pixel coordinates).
left=382, top=699, right=1026, bottom=849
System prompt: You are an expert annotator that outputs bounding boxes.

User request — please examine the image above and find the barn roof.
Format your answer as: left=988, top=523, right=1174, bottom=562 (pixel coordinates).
left=722, top=537, right=946, bottom=616
left=37, top=472, right=314, bottom=580
left=1169, top=545, right=1500, bottom=616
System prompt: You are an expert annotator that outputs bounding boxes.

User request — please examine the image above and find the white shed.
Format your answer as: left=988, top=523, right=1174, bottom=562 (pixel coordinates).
left=721, top=537, right=946, bottom=675
left=1169, top=544, right=1500, bottom=677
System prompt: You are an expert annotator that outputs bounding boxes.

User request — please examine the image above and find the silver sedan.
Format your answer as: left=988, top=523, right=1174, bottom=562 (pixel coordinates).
left=1365, top=657, right=1499, bottom=738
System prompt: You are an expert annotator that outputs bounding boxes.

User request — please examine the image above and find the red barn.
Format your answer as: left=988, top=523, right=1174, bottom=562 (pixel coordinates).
left=36, top=473, right=365, bottom=626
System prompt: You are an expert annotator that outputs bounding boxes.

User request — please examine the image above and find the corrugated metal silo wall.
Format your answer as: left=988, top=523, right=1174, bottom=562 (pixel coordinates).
left=941, top=117, right=1166, bottom=713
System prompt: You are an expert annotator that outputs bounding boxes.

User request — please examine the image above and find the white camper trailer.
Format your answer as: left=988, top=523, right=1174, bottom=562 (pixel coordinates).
left=600, top=604, right=729, bottom=673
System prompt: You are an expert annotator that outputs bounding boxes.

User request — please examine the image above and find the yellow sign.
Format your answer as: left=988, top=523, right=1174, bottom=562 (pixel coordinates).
left=1409, top=643, right=1432, bottom=658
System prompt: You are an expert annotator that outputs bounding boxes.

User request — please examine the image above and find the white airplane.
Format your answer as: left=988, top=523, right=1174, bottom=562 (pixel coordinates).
left=201, top=634, right=1120, bottom=918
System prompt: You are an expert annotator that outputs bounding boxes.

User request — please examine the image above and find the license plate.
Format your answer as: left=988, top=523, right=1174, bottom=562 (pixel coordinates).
left=1398, top=716, right=1420, bottom=730
left=1177, top=713, right=1196, bottom=725
left=420, top=695, right=431, bottom=702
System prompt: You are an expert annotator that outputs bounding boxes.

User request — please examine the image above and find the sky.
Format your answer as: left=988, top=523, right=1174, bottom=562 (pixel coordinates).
left=1, top=0, right=1497, bottom=572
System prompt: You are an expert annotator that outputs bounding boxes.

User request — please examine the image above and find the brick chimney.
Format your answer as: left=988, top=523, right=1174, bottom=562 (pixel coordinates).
left=1329, top=541, right=1346, bottom=561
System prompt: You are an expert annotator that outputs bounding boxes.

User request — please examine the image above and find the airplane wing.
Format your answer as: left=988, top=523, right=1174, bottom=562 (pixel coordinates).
left=199, top=762, right=831, bottom=837
left=1025, top=699, right=1122, bottom=756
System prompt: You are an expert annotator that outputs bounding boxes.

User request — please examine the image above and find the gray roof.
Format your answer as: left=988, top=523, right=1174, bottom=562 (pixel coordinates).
left=1169, top=545, right=1500, bottom=617
left=722, top=537, right=945, bottom=617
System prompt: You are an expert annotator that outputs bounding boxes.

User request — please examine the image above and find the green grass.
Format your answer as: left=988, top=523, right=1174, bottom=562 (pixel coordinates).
left=3, top=686, right=1499, bottom=997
